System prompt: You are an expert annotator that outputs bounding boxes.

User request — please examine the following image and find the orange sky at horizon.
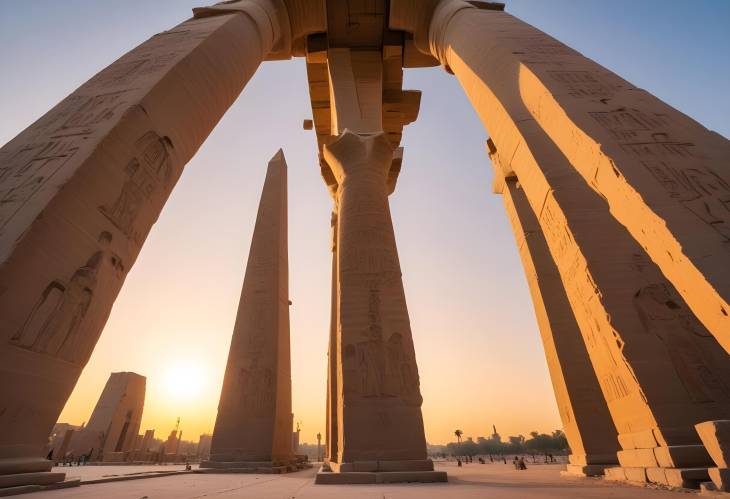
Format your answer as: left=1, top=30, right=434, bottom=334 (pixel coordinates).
left=4, top=0, right=727, bottom=449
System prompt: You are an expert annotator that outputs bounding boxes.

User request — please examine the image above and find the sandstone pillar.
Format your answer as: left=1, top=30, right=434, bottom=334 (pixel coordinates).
left=323, top=131, right=431, bottom=470
left=389, top=0, right=730, bottom=483
left=315, top=46, right=443, bottom=482
left=0, top=0, right=290, bottom=488
left=392, top=0, right=730, bottom=351
left=202, top=150, right=294, bottom=471
left=325, top=210, right=339, bottom=462
left=484, top=115, right=730, bottom=482
left=492, top=166, right=620, bottom=476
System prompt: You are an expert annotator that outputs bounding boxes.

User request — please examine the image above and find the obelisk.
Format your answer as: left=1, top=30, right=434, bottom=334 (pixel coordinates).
left=202, top=150, right=294, bottom=472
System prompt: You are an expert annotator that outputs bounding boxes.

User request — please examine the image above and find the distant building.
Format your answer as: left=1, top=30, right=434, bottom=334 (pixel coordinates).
left=60, top=372, right=146, bottom=461
left=197, top=434, right=212, bottom=460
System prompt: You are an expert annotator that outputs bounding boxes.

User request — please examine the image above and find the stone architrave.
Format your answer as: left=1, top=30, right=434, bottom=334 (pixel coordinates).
left=203, top=150, right=294, bottom=469
left=492, top=166, right=619, bottom=476
left=391, top=0, right=730, bottom=352
left=0, top=0, right=290, bottom=485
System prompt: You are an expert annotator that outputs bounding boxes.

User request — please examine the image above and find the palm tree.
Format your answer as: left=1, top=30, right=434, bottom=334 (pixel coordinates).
left=454, top=430, right=464, bottom=461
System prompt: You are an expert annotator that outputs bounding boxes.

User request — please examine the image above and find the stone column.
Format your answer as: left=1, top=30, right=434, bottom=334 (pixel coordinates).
left=323, top=131, right=431, bottom=470
left=325, top=210, right=339, bottom=463
left=390, top=0, right=730, bottom=483
left=492, top=165, right=620, bottom=476
left=486, top=114, right=730, bottom=482
left=393, top=0, right=730, bottom=351
left=203, top=150, right=293, bottom=470
left=0, top=1, right=289, bottom=487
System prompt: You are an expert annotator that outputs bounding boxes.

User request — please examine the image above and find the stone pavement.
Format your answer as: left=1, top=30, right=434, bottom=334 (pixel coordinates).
left=32, top=462, right=703, bottom=498
left=51, top=464, right=190, bottom=483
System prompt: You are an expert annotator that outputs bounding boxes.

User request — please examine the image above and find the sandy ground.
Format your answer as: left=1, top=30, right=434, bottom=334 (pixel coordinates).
left=34, top=462, right=697, bottom=498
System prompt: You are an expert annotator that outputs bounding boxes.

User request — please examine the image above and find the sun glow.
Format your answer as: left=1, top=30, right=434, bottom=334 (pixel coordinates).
left=162, top=364, right=205, bottom=400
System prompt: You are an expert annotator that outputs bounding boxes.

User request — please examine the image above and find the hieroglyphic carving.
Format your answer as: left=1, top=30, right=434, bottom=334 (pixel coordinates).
left=633, top=284, right=730, bottom=403
left=9, top=232, right=124, bottom=364
left=99, top=131, right=174, bottom=246
left=546, top=70, right=626, bottom=99
left=642, top=160, right=730, bottom=240
left=0, top=140, right=79, bottom=230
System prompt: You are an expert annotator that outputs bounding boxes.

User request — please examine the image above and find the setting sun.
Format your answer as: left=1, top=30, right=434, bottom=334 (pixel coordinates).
left=162, top=364, right=205, bottom=400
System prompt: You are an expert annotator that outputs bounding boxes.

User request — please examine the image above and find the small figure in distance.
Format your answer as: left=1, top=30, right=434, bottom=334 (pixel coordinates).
left=457, top=459, right=463, bottom=467
left=519, top=457, right=527, bottom=470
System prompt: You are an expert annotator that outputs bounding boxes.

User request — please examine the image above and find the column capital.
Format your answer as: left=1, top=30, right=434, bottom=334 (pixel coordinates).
left=193, top=0, right=292, bottom=59
left=323, top=131, right=394, bottom=187
left=389, top=0, right=475, bottom=64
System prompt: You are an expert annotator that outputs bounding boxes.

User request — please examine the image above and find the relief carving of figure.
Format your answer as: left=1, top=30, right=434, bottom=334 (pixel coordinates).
left=385, top=333, right=422, bottom=405
left=10, top=232, right=123, bottom=364
left=633, top=284, right=730, bottom=403
left=100, top=131, right=172, bottom=245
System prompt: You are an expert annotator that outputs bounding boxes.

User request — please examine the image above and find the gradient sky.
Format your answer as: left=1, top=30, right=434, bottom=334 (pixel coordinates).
left=1, top=1, right=728, bottom=446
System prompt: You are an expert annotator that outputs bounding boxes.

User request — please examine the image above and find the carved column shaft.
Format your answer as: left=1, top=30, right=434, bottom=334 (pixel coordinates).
left=494, top=168, right=619, bottom=470
left=324, top=131, right=428, bottom=466
left=0, top=1, right=287, bottom=474
left=428, top=1, right=730, bottom=351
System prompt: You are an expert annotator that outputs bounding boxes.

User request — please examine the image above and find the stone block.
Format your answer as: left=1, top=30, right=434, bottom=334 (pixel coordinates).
left=654, top=445, right=712, bottom=468
left=569, top=454, right=618, bottom=466
left=618, top=448, right=658, bottom=467
left=378, top=460, right=434, bottom=472
left=0, top=458, right=53, bottom=475
left=375, top=471, right=448, bottom=483
left=0, top=485, right=42, bottom=497
left=605, top=466, right=648, bottom=483
left=697, top=421, right=730, bottom=468
left=562, top=464, right=614, bottom=477
left=709, top=468, right=730, bottom=492
left=618, top=430, right=658, bottom=450
left=0, top=472, right=65, bottom=489
left=603, top=467, right=626, bottom=481
left=646, top=467, right=709, bottom=488
left=315, top=467, right=447, bottom=485
left=315, top=470, right=377, bottom=484
left=624, top=467, right=648, bottom=483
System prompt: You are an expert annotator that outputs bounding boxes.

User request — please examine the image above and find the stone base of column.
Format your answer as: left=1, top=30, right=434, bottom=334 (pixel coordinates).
left=561, top=464, right=616, bottom=477
left=198, top=456, right=311, bottom=474
left=315, top=459, right=447, bottom=484
left=618, top=445, right=713, bottom=468
left=0, top=457, right=80, bottom=496
left=605, top=465, right=712, bottom=489
left=0, top=478, right=80, bottom=498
